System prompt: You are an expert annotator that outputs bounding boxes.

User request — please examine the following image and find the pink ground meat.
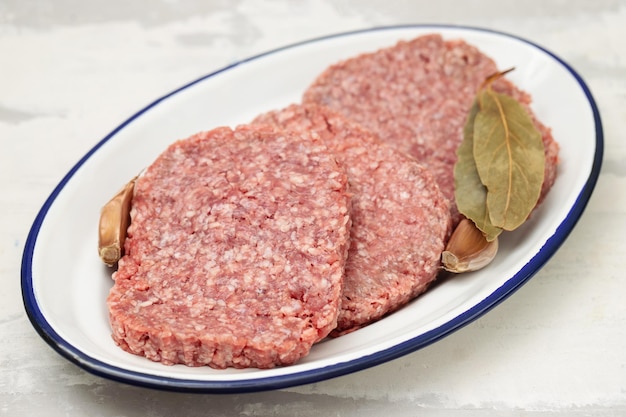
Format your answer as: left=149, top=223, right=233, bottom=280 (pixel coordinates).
left=303, top=34, right=559, bottom=225
left=107, top=124, right=351, bottom=369
left=253, top=104, right=450, bottom=335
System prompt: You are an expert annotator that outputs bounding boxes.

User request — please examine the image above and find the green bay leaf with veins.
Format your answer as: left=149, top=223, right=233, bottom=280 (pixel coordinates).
left=473, top=88, right=545, bottom=231
left=454, top=69, right=545, bottom=241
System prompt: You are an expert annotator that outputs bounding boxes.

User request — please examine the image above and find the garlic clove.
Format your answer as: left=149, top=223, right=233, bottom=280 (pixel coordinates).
left=98, top=177, right=136, bottom=267
left=441, top=218, right=498, bottom=273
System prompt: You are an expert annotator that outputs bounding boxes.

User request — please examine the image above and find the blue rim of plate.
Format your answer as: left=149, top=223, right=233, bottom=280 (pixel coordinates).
left=21, top=24, right=603, bottom=393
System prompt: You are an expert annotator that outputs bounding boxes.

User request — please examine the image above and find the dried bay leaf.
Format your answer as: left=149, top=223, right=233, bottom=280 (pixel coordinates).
left=454, top=68, right=545, bottom=246
left=473, top=88, right=545, bottom=231
left=454, top=99, right=502, bottom=241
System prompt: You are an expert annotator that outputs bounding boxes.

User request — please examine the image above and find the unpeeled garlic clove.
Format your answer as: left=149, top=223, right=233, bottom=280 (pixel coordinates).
left=98, top=177, right=136, bottom=267
left=441, top=218, right=498, bottom=273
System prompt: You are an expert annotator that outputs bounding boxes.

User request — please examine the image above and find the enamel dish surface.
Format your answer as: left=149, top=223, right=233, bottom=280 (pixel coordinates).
left=21, top=25, right=603, bottom=393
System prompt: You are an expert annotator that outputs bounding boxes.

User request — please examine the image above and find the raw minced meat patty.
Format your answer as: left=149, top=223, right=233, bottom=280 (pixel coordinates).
left=107, top=124, right=352, bottom=369
left=303, top=33, right=560, bottom=225
left=253, top=104, right=451, bottom=335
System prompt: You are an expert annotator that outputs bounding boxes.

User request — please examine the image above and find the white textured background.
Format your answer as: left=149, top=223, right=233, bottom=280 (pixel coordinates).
left=1, top=1, right=625, bottom=416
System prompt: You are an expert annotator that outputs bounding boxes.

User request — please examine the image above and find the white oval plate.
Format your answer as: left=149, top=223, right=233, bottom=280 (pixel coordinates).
left=21, top=25, right=603, bottom=393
